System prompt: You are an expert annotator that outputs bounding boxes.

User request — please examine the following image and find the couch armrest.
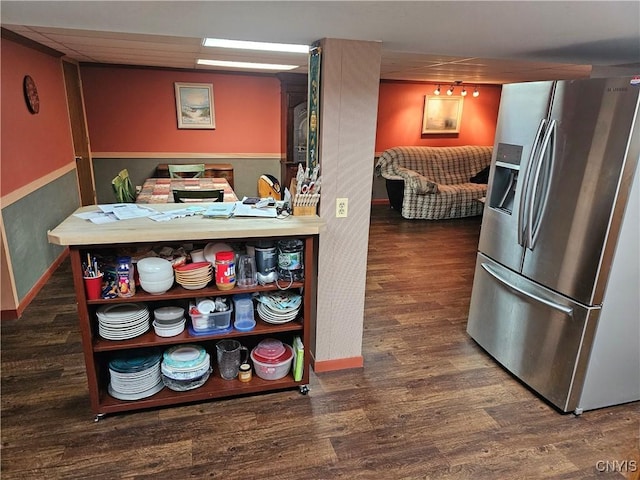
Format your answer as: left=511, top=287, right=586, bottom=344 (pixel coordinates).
left=376, top=157, right=439, bottom=194
left=405, top=170, right=439, bottom=194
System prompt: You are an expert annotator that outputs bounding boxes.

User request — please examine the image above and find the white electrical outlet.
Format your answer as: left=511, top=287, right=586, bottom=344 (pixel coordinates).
left=336, top=198, right=348, bottom=218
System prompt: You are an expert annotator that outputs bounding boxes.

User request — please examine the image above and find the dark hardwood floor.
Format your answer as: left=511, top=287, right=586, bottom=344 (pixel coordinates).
left=2, top=205, right=638, bottom=479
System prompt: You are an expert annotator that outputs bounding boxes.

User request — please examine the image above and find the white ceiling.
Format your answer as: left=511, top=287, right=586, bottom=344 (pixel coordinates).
left=2, top=1, right=639, bottom=85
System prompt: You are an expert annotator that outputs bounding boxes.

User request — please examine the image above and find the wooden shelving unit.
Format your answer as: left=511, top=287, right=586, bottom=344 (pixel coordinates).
left=68, top=236, right=315, bottom=420
left=48, top=204, right=324, bottom=420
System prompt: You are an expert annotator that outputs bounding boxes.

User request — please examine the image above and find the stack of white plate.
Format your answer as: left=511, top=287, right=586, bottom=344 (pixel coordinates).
left=107, top=350, right=163, bottom=400
left=174, top=262, right=213, bottom=290
left=256, top=291, right=302, bottom=324
left=161, top=344, right=211, bottom=391
left=97, top=303, right=150, bottom=340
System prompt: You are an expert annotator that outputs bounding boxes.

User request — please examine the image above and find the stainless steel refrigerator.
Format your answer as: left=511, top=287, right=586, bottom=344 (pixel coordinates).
left=466, top=77, right=640, bottom=414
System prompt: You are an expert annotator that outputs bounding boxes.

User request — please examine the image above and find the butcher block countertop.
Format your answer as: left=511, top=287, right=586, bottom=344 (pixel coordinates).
left=48, top=204, right=326, bottom=246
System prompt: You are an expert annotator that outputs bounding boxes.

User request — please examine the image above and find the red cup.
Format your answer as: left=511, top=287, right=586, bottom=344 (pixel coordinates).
left=84, top=274, right=104, bottom=300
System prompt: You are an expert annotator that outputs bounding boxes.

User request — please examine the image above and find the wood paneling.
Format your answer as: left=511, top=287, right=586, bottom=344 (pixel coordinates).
left=1, top=205, right=637, bottom=479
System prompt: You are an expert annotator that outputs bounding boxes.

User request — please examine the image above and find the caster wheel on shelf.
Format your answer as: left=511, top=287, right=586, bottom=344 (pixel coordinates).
left=299, top=385, right=310, bottom=395
left=94, top=413, right=106, bottom=423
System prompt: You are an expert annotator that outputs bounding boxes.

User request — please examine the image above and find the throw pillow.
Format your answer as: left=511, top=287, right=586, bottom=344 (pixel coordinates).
left=470, top=166, right=490, bottom=184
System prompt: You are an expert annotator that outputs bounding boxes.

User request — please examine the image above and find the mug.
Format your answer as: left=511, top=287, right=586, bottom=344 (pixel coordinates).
left=216, top=339, right=248, bottom=380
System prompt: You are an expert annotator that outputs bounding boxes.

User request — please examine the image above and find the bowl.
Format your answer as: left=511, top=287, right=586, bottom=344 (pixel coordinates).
left=154, top=306, right=185, bottom=322
left=137, top=257, right=174, bottom=275
left=251, top=344, right=293, bottom=380
left=203, top=242, right=232, bottom=264
left=161, top=369, right=211, bottom=392
left=153, top=318, right=186, bottom=337
left=191, top=249, right=206, bottom=262
left=138, top=271, right=174, bottom=283
left=140, top=276, right=174, bottom=295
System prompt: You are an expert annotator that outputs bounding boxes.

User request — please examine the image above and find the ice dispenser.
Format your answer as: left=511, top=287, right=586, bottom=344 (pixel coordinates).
left=488, top=143, right=523, bottom=215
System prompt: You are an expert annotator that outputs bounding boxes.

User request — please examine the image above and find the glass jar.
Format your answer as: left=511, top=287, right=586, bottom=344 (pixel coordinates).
left=116, top=256, right=135, bottom=297
left=215, top=251, right=236, bottom=291
left=238, top=363, right=252, bottom=383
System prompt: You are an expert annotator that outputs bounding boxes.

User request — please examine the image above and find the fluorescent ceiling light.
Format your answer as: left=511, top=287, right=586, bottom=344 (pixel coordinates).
left=203, top=38, right=309, bottom=53
left=197, top=59, right=299, bottom=71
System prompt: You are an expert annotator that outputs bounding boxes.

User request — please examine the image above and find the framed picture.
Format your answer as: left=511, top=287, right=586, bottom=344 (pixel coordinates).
left=174, top=82, right=215, bottom=129
left=422, top=96, right=464, bottom=134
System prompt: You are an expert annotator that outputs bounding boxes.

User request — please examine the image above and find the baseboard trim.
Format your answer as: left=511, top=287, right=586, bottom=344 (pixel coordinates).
left=0, top=309, right=18, bottom=320
left=312, top=355, right=364, bottom=372
left=371, top=198, right=390, bottom=206
left=1, top=248, right=69, bottom=320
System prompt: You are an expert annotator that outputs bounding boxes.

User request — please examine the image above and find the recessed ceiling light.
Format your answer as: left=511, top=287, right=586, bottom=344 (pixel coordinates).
left=203, top=38, right=309, bottom=53
left=197, top=59, right=299, bottom=71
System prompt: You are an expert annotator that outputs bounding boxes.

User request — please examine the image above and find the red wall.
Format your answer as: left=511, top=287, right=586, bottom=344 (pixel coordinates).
left=375, top=81, right=501, bottom=152
left=1, top=39, right=75, bottom=195
left=80, top=66, right=281, bottom=154
left=79, top=68, right=501, bottom=157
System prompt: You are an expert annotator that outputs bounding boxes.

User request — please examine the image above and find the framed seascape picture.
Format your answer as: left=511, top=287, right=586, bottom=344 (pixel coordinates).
left=422, top=96, right=464, bottom=134
left=174, top=82, right=215, bottom=129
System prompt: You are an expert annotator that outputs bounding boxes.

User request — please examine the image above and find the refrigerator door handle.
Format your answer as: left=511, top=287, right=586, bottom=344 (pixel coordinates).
left=527, top=119, right=557, bottom=249
left=518, top=118, right=546, bottom=247
left=481, top=262, right=574, bottom=316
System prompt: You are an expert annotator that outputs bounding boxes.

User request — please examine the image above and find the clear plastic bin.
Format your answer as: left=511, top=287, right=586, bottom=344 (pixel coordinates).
left=189, top=304, right=233, bottom=332
left=233, top=294, right=255, bottom=331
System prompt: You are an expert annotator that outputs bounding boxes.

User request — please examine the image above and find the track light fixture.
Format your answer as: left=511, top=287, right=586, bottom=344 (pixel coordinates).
left=432, top=81, right=479, bottom=97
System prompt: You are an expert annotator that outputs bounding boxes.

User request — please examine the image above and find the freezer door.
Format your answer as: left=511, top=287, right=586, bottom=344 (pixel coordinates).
left=479, top=81, right=554, bottom=272
left=467, top=253, right=600, bottom=413
left=521, top=78, right=640, bottom=305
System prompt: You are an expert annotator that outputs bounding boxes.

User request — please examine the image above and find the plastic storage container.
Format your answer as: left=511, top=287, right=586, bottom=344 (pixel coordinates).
left=233, top=294, right=256, bottom=331
left=250, top=341, right=294, bottom=380
left=189, top=304, right=233, bottom=332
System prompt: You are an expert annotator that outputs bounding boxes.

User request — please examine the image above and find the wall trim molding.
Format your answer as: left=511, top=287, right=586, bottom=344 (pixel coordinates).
left=93, top=152, right=282, bottom=160
left=1, top=247, right=68, bottom=320
left=1, top=162, right=76, bottom=207
left=312, top=355, right=364, bottom=373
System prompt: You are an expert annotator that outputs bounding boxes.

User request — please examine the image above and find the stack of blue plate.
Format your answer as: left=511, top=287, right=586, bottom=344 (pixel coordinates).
left=161, top=344, right=211, bottom=391
left=256, top=291, right=302, bottom=324
left=108, top=350, right=163, bottom=400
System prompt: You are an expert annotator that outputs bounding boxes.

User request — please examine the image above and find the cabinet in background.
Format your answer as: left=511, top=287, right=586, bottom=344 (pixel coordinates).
left=278, top=73, right=308, bottom=190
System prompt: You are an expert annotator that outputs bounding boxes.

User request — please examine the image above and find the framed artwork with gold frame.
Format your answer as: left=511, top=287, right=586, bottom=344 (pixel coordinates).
left=422, top=96, right=464, bottom=134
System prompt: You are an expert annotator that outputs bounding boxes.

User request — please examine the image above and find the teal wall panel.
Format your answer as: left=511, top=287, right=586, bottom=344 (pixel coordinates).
left=3, top=171, right=80, bottom=301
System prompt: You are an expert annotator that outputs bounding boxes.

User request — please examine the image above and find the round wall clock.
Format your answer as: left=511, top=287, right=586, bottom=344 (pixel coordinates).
left=23, top=75, right=40, bottom=114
